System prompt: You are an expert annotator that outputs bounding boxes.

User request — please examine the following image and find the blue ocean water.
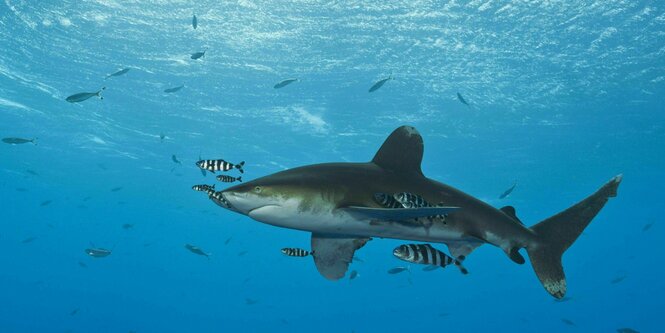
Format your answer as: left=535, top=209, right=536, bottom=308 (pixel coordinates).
left=1, top=1, right=663, bottom=332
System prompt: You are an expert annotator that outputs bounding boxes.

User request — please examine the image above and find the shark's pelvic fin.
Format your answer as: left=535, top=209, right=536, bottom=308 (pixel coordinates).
left=311, top=234, right=370, bottom=280
left=341, top=206, right=460, bottom=221
left=372, top=126, right=424, bottom=177
left=445, top=240, right=484, bottom=261
left=526, top=174, right=623, bottom=299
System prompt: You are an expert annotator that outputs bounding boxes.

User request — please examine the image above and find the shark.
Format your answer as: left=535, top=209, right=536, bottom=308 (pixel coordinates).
left=214, top=126, right=622, bottom=299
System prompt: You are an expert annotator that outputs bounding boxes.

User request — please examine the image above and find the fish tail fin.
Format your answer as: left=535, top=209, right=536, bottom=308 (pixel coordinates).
left=236, top=161, right=245, bottom=173
left=98, top=87, right=106, bottom=100
left=526, top=174, right=622, bottom=299
left=32, top=137, right=38, bottom=145
left=237, top=176, right=242, bottom=182
left=453, top=258, right=469, bottom=275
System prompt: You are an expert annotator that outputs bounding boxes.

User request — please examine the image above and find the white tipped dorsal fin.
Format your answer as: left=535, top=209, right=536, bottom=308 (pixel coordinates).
left=372, top=126, right=424, bottom=176
left=311, top=234, right=370, bottom=280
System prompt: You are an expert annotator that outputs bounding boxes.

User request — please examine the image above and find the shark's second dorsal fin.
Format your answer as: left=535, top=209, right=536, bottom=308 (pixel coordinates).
left=372, top=126, right=424, bottom=176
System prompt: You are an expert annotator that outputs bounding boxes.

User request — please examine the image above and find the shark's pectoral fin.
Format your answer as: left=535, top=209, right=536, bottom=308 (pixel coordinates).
left=341, top=206, right=460, bottom=221
left=311, top=234, right=370, bottom=280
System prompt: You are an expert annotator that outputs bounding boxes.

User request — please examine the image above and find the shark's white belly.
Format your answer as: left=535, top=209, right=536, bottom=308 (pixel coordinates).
left=247, top=201, right=468, bottom=243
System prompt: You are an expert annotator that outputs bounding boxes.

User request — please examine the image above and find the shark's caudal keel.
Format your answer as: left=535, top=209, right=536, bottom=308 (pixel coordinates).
left=216, top=126, right=622, bottom=299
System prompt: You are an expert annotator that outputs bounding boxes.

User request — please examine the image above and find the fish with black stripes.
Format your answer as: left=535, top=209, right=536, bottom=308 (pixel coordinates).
left=393, top=192, right=447, bottom=223
left=209, top=190, right=231, bottom=209
left=281, top=247, right=313, bottom=257
left=217, top=175, right=242, bottom=183
left=192, top=184, right=215, bottom=195
left=196, top=159, right=245, bottom=173
left=393, top=244, right=468, bottom=274
left=373, top=192, right=403, bottom=208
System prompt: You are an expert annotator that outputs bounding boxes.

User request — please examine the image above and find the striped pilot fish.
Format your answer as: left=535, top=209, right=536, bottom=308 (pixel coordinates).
left=374, top=192, right=404, bottom=208
left=393, top=192, right=447, bottom=223
left=192, top=184, right=215, bottom=195
left=196, top=159, right=245, bottom=174
left=216, top=175, right=242, bottom=183
left=209, top=190, right=231, bottom=209
left=393, top=244, right=468, bottom=275
left=281, top=247, right=313, bottom=257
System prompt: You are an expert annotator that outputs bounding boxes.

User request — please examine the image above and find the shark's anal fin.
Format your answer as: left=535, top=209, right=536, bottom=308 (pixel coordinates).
left=372, top=126, right=424, bottom=176
left=341, top=206, right=460, bottom=221
left=311, top=234, right=370, bottom=280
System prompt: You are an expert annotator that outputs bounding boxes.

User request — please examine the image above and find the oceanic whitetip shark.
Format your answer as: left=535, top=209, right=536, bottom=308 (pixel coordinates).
left=214, top=126, right=622, bottom=299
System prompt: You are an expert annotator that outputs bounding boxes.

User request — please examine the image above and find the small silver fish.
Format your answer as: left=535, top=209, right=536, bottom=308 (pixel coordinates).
left=349, top=270, right=359, bottom=280
left=185, top=244, right=210, bottom=257
left=2, top=137, right=37, bottom=145
left=457, top=92, right=470, bottom=106
left=191, top=50, right=206, bottom=60
left=499, top=183, right=517, bottom=199
left=105, top=68, right=130, bottom=79
left=171, top=154, right=182, bottom=165
left=164, top=85, right=184, bottom=93
left=85, top=248, right=112, bottom=258
left=192, top=14, right=198, bottom=29
left=387, top=266, right=409, bottom=274
left=66, top=87, right=105, bottom=103
left=369, top=75, right=392, bottom=92
left=274, top=78, right=298, bottom=89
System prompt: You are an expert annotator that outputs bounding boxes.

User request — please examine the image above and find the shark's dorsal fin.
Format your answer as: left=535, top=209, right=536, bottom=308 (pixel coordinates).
left=311, top=234, right=370, bottom=280
left=372, top=126, right=424, bottom=176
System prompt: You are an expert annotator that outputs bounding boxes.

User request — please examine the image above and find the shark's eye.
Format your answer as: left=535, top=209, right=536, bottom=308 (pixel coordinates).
left=254, top=186, right=262, bottom=193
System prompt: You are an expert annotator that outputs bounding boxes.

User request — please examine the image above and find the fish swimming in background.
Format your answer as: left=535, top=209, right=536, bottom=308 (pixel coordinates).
left=191, top=50, right=206, bottom=60
left=561, top=318, right=576, bottom=326
left=368, top=75, right=392, bottom=92
left=110, top=187, right=123, bottom=192
left=78, top=261, right=88, bottom=268
left=274, top=78, right=298, bottom=89
left=387, top=266, right=409, bottom=274
left=499, top=182, right=517, bottom=199
left=209, top=191, right=231, bottom=209
left=85, top=247, right=112, bottom=258
left=642, top=221, right=654, bottom=231
left=2, top=137, right=37, bottom=145
left=192, top=14, right=197, bottom=29
left=349, top=270, right=359, bottom=280
left=185, top=244, right=210, bottom=257
left=196, top=159, right=245, bottom=173
left=238, top=250, right=249, bottom=256
left=457, top=92, right=470, bottom=106
left=164, top=85, right=184, bottom=93
left=105, top=68, right=130, bottom=79
left=281, top=248, right=312, bottom=257
left=192, top=184, right=216, bottom=195
left=610, top=275, right=627, bottom=284
left=393, top=244, right=468, bottom=274
left=66, top=87, right=106, bottom=103
left=122, top=223, right=134, bottom=230
left=40, top=200, right=52, bottom=207
left=26, top=169, right=39, bottom=176
left=171, top=154, right=182, bottom=165
left=21, top=236, right=37, bottom=244
left=373, top=192, right=403, bottom=208
left=224, top=237, right=232, bottom=245
left=245, top=298, right=258, bottom=305
left=70, top=308, right=79, bottom=316
left=216, top=175, right=242, bottom=183
left=617, top=328, right=640, bottom=333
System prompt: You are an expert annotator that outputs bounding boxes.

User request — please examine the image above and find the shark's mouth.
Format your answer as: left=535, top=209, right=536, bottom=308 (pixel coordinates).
left=249, top=204, right=281, bottom=215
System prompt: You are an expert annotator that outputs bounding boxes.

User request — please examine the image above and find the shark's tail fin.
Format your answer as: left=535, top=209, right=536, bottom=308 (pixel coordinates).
left=526, top=174, right=622, bottom=299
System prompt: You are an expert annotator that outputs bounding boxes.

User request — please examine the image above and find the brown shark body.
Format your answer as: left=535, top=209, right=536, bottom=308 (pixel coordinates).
left=217, top=126, right=622, bottom=299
